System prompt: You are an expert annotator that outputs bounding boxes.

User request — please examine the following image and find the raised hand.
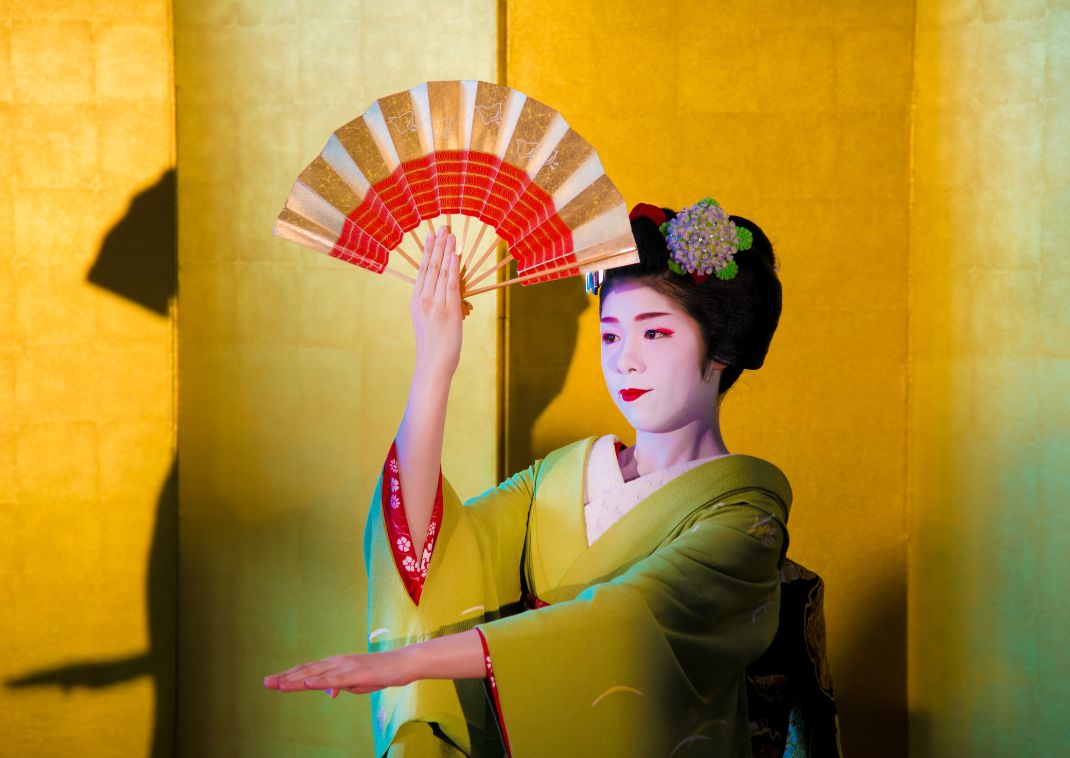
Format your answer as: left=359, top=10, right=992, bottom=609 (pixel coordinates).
left=411, top=226, right=463, bottom=382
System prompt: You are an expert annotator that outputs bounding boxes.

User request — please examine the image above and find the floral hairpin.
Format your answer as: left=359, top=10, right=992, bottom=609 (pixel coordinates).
left=657, top=197, right=752, bottom=283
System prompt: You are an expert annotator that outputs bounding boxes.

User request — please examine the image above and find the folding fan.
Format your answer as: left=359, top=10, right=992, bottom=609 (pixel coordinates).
left=273, top=80, right=639, bottom=310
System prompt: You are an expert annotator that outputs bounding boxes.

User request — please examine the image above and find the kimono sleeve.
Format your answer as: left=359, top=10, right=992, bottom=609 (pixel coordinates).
left=474, top=497, right=787, bottom=758
left=363, top=441, right=539, bottom=758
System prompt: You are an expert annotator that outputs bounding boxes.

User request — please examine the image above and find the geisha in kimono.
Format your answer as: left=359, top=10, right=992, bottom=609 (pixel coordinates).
left=266, top=199, right=790, bottom=757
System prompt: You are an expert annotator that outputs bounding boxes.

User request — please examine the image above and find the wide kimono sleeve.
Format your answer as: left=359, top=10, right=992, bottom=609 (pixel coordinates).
left=474, top=493, right=789, bottom=758
left=363, top=439, right=538, bottom=758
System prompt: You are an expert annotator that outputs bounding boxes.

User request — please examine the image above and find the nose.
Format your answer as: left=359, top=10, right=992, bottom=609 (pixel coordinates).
left=614, top=335, right=644, bottom=375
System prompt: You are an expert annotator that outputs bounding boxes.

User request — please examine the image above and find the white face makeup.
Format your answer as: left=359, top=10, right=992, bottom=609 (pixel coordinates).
left=599, top=280, right=719, bottom=434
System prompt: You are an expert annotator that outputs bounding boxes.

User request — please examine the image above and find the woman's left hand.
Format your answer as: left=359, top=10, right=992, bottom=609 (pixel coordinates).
left=263, top=649, right=413, bottom=699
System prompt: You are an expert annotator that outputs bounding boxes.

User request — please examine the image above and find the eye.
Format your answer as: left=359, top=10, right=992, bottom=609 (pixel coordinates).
left=645, top=329, right=673, bottom=339
left=601, top=333, right=619, bottom=344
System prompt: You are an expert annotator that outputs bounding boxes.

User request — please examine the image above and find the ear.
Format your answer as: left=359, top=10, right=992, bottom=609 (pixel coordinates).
left=702, top=360, right=726, bottom=383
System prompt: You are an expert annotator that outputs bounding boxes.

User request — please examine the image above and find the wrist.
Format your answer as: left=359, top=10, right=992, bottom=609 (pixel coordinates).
left=412, top=359, right=456, bottom=387
left=395, top=643, right=424, bottom=686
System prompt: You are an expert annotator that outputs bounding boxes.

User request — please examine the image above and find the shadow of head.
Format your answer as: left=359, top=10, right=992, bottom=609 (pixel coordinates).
left=87, top=169, right=176, bottom=315
left=507, top=274, right=589, bottom=467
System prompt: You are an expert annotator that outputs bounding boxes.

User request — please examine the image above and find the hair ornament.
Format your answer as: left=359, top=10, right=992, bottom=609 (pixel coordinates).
left=658, top=197, right=752, bottom=283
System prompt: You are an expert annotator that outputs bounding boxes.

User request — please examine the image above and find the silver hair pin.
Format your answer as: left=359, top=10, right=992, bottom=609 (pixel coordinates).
left=584, top=270, right=604, bottom=295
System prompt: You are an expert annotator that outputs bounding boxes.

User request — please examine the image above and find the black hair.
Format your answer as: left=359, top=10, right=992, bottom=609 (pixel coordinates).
left=599, top=207, right=782, bottom=396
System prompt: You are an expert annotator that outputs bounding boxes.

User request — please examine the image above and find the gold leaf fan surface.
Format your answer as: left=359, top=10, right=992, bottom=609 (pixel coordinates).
left=274, top=80, right=639, bottom=300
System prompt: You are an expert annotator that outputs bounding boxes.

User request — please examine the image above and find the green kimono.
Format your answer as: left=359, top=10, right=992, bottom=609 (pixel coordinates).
left=363, top=436, right=791, bottom=757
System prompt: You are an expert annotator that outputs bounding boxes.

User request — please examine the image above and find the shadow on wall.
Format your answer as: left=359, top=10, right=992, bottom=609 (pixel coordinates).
left=505, top=274, right=588, bottom=473
left=835, top=571, right=908, bottom=757
left=5, top=170, right=178, bottom=758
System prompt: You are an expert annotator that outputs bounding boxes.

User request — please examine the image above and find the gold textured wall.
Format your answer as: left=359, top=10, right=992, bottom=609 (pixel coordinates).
left=0, top=1, right=177, bottom=755
left=908, top=2, right=1070, bottom=755
left=6, top=2, right=1066, bottom=755
left=173, top=1, right=499, bottom=753
left=506, top=3, right=915, bottom=755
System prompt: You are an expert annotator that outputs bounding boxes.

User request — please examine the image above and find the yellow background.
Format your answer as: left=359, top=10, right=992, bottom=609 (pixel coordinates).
left=1, top=1, right=177, bottom=756
left=2, top=1, right=1068, bottom=756
left=909, top=1, right=1069, bottom=754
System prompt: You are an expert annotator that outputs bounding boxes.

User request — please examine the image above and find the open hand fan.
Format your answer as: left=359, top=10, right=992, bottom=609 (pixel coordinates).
left=274, top=80, right=639, bottom=308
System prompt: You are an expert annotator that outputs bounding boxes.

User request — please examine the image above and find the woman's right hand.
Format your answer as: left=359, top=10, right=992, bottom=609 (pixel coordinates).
left=410, top=226, right=463, bottom=381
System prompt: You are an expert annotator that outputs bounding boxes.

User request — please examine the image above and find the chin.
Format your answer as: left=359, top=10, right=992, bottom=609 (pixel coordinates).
left=617, top=407, right=681, bottom=434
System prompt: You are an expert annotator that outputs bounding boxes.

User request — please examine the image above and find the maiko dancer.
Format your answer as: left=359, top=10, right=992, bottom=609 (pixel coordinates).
left=267, top=199, right=790, bottom=757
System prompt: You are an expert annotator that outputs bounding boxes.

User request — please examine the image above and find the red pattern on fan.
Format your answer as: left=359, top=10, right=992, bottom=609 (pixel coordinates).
left=497, top=179, right=555, bottom=246
left=276, top=80, right=638, bottom=291
left=399, top=154, right=441, bottom=219
left=434, top=150, right=467, bottom=215
left=459, top=151, right=498, bottom=218
left=371, top=166, right=422, bottom=233
left=330, top=194, right=399, bottom=271
left=511, top=215, right=577, bottom=283
left=480, top=161, right=530, bottom=229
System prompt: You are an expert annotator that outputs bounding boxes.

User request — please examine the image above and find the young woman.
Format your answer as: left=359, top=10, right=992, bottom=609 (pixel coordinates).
left=266, top=200, right=788, bottom=758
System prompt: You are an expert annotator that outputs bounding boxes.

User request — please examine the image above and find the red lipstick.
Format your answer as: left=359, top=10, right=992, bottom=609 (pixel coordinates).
left=619, top=388, right=651, bottom=402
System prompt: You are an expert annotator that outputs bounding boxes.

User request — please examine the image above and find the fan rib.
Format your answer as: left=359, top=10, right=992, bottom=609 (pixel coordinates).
left=465, top=252, right=513, bottom=289
left=463, top=223, right=489, bottom=274
left=465, top=246, right=631, bottom=297
left=465, top=235, right=503, bottom=288
left=383, top=267, right=416, bottom=285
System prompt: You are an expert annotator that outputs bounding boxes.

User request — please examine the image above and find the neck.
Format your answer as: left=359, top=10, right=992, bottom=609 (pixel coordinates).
left=623, top=414, right=729, bottom=478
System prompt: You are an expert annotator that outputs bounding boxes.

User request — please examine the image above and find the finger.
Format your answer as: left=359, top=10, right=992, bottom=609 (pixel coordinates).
left=412, top=231, right=434, bottom=296
left=302, top=670, right=358, bottom=690
left=274, top=659, right=344, bottom=690
left=433, top=233, right=457, bottom=307
left=265, top=661, right=321, bottom=688
left=446, top=236, right=461, bottom=309
left=418, top=226, right=448, bottom=301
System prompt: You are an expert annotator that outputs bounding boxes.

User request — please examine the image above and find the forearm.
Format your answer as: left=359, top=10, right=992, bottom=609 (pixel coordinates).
left=394, top=366, right=451, bottom=557
left=402, top=628, right=486, bottom=683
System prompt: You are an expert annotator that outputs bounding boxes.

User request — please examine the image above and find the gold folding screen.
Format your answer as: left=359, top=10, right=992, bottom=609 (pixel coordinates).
left=3, top=1, right=1067, bottom=756
left=1, top=2, right=176, bottom=755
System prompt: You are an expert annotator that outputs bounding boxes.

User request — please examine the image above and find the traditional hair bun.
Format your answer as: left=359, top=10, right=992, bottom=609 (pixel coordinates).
left=601, top=205, right=782, bottom=394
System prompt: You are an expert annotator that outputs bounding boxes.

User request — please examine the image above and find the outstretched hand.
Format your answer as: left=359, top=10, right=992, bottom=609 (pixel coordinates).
left=263, top=649, right=413, bottom=698
left=411, top=226, right=464, bottom=381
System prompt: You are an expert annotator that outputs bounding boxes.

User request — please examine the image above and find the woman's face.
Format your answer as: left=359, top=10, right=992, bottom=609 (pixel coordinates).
left=599, top=280, right=719, bottom=433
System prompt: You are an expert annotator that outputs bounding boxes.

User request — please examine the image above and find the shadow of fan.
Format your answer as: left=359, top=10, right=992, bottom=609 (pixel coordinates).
left=5, top=169, right=178, bottom=758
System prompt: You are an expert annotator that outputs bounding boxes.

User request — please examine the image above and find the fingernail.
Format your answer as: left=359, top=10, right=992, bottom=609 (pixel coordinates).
left=325, top=688, right=333, bottom=697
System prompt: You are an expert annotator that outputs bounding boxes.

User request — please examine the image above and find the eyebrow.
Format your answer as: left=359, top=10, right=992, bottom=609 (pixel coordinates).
left=599, top=311, right=673, bottom=324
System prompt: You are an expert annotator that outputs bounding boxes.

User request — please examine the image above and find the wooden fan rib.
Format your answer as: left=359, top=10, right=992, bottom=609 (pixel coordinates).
left=463, top=235, right=505, bottom=288
left=462, top=222, right=490, bottom=273
left=463, top=246, right=634, bottom=297
left=465, top=252, right=513, bottom=289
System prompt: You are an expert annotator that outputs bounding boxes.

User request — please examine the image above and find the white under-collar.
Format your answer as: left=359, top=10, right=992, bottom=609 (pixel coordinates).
left=583, top=434, right=722, bottom=546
